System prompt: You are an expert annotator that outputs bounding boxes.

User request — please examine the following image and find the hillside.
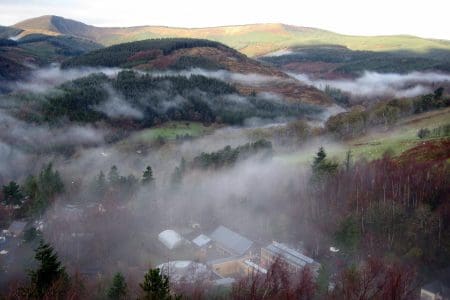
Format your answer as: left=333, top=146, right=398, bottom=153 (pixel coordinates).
left=0, top=33, right=102, bottom=87
left=11, top=15, right=450, bottom=57
left=260, top=45, right=450, bottom=78
left=62, top=38, right=331, bottom=105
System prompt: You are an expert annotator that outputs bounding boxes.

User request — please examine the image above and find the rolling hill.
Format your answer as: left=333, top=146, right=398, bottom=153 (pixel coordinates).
left=260, top=45, right=450, bottom=78
left=0, top=31, right=101, bottom=85
left=10, top=15, right=450, bottom=57
left=61, top=38, right=331, bottom=105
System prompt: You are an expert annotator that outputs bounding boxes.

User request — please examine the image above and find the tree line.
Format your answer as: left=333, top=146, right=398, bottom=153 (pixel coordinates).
left=61, top=38, right=236, bottom=69
left=326, top=87, right=449, bottom=138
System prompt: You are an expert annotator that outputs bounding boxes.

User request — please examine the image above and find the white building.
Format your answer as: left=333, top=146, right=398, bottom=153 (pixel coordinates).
left=158, top=229, right=183, bottom=250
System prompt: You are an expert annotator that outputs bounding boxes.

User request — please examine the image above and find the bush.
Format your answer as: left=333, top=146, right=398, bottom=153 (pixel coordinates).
left=417, top=128, right=431, bottom=139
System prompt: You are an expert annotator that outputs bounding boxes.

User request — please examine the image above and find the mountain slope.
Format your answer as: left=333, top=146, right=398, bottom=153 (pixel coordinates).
left=260, top=45, right=450, bottom=78
left=0, top=33, right=102, bottom=90
left=62, top=38, right=331, bottom=105
left=12, top=16, right=450, bottom=57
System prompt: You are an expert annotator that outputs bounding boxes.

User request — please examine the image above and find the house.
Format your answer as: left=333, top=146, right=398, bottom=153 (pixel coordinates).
left=158, top=229, right=183, bottom=250
left=421, top=281, right=450, bottom=300
left=261, top=241, right=320, bottom=275
left=7, top=221, right=27, bottom=237
left=209, top=226, right=253, bottom=256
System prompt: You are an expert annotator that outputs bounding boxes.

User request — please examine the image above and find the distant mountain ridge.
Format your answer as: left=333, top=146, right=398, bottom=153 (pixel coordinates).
left=9, top=15, right=450, bottom=57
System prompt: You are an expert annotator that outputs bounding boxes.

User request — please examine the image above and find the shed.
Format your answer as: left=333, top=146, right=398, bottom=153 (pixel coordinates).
left=421, top=281, right=450, bottom=300
left=192, top=234, right=211, bottom=248
left=158, top=230, right=183, bottom=250
left=8, top=221, right=27, bottom=237
left=209, top=226, right=253, bottom=256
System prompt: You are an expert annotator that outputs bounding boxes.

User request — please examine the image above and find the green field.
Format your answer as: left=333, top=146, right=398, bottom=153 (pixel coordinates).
left=349, top=108, right=450, bottom=159
left=118, top=122, right=216, bottom=151
left=277, top=108, right=450, bottom=164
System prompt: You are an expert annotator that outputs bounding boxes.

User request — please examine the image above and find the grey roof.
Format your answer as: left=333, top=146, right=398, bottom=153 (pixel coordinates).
left=244, top=259, right=267, bottom=274
left=213, top=277, right=235, bottom=286
left=422, top=281, right=450, bottom=296
left=264, top=242, right=314, bottom=268
left=207, top=255, right=242, bottom=266
left=192, top=234, right=211, bottom=247
left=8, top=221, right=27, bottom=235
left=209, top=226, right=253, bottom=255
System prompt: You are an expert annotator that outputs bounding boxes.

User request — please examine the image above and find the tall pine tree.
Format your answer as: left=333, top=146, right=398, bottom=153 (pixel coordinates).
left=142, top=166, right=154, bottom=185
left=139, top=268, right=173, bottom=300
left=25, top=240, right=68, bottom=298
left=107, top=272, right=128, bottom=299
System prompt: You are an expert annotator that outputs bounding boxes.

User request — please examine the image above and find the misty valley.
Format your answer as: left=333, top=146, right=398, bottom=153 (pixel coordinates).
left=0, top=16, right=449, bottom=300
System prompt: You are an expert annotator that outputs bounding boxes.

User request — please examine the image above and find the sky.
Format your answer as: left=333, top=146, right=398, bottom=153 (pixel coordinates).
left=0, top=0, right=449, bottom=40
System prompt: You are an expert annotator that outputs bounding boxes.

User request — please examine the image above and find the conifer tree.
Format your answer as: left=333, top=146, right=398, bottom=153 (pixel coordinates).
left=26, top=241, right=68, bottom=298
left=107, top=272, right=128, bottom=300
left=139, top=268, right=172, bottom=300
left=142, top=166, right=154, bottom=184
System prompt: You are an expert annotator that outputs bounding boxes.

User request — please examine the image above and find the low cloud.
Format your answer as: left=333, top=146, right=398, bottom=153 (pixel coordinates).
left=9, top=65, right=121, bottom=93
left=94, top=86, right=143, bottom=119
left=290, top=71, right=450, bottom=98
left=145, top=68, right=287, bottom=87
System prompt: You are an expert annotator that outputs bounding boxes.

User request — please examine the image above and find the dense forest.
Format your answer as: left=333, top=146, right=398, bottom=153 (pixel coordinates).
left=261, top=45, right=450, bottom=74
left=61, top=38, right=239, bottom=69
left=10, top=70, right=320, bottom=127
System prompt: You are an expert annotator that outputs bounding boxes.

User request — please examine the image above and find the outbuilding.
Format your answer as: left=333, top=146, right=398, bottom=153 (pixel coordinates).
left=209, top=226, right=253, bottom=256
left=158, top=230, right=183, bottom=250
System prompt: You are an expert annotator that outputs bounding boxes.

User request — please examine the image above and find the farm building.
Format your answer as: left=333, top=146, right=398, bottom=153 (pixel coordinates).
left=421, top=268, right=450, bottom=300
left=192, top=234, right=211, bottom=248
left=420, top=281, right=449, bottom=300
left=157, top=260, right=212, bottom=283
left=261, top=241, right=320, bottom=275
left=158, top=230, right=183, bottom=250
left=7, top=221, right=27, bottom=237
left=209, top=226, right=253, bottom=256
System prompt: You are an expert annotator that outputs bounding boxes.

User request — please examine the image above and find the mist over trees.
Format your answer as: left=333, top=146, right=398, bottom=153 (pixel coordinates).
left=1, top=27, right=450, bottom=299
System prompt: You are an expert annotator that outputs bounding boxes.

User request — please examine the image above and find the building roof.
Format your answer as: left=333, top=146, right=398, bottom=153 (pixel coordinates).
left=8, top=221, right=27, bottom=236
left=264, top=241, right=315, bottom=268
left=422, top=281, right=450, bottom=296
left=157, top=261, right=212, bottom=283
left=192, top=234, right=211, bottom=247
left=209, top=226, right=253, bottom=256
left=244, top=259, right=267, bottom=274
left=213, top=277, right=235, bottom=286
left=158, top=230, right=183, bottom=250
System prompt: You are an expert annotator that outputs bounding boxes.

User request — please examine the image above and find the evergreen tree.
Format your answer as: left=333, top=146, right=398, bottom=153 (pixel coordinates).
left=23, top=175, right=38, bottom=200
left=2, top=181, right=23, bottom=205
left=171, top=157, right=186, bottom=187
left=107, top=272, right=128, bottom=300
left=344, top=150, right=353, bottom=172
left=311, top=147, right=338, bottom=183
left=23, top=164, right=65, bottom=216
left=38, top=163, right=64, bottom=199
left=142, top=166, right=154, bottom=184
left=139, top=268, right=172, bottom=300
left=312, top=146, right=327, bottom=170
left=94, top=171, right=107, bottom=195
left=26, top=240, right=68, bottom=298
left=108, top=165, right=120, bottom=185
